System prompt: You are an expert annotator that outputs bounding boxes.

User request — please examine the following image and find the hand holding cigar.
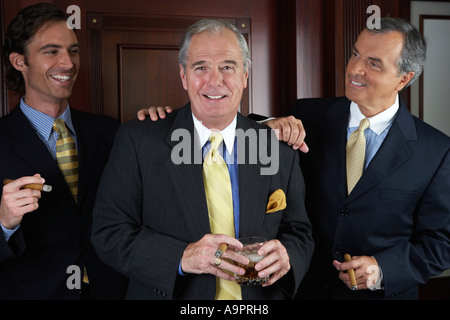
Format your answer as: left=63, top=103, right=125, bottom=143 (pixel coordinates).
left=344, top=254, right=358, bottom=290
left=3, top=179, right=52, bottom=192
left=1, top=176, right=48, bottom=230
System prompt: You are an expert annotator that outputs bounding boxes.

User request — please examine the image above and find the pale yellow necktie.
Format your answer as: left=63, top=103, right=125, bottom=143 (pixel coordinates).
left=346, top=118, right=370, bottom=195
left=203, top=133, right=242, bottom=300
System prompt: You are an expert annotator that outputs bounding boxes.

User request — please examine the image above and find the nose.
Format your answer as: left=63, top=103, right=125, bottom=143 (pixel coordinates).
left=58, top=50, right=76, bottom=70
left=347, top=57, right=366, bottom=77
left=208, top=68, right=223, bottom=88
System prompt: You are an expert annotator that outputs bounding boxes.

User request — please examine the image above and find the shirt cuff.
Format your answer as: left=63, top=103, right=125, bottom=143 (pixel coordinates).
left=178, top=261, right=187, bottom=276
left=257, top=117, right=275, bottom=125
left=1, top=223, right=20, bottom=242
left=367, top=264, right=384, bottom=291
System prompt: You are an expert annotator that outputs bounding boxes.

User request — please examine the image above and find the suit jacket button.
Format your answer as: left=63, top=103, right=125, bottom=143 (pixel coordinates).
left=341, top=209, right=349, bottom=216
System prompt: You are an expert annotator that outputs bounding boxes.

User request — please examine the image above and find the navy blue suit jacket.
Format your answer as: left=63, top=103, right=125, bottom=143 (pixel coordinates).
left=290, top=97, right=450, bottom=299
left=0, top=107, right=128, bottom=299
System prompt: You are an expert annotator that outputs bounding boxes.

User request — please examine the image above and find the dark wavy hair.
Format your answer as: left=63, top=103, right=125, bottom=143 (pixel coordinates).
left=3, top=2, right=69, bottom=94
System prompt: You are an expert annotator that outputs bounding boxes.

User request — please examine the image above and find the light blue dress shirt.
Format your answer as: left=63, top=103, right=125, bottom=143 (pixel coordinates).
left=19, top=98, right=78, bottom=159
left=347, top=96, right=399, bottom=169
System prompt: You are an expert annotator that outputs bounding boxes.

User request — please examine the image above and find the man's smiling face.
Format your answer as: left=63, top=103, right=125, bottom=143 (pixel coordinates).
left=19, top=20, right=79, bottom=109
left=345, top=29, right=412, bottom=116
left=180, top=28, right=248, bottom=130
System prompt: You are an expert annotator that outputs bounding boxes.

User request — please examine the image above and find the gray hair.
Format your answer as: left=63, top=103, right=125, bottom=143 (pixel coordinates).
left=366, top=17, right=426, bottom=88
left=178, top=19, right=251, bottom=72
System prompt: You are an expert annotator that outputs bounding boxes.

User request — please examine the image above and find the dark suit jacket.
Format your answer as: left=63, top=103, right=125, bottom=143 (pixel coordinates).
left=290, top=97, right=450, bottom=300
left=0, top=106, right=128, bottom=299
left=91, top=103, right=314, bottom=300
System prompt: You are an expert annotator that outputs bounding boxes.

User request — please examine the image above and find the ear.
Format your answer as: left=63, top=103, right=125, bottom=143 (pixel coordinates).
left=9, top=52, right=27, bottom=71
left=396, top=71, right=414, bottom=92
left=243, top=69, right=249, bottom=89
left=179, top=63, right=188, bottom=91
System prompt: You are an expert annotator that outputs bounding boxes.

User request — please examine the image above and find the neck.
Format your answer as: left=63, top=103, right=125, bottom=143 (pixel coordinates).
left=23, top=96, right=68, bottom=118
left=193, top=115, right=235, bottom=132
left=357, top=96, right=398, bottom=118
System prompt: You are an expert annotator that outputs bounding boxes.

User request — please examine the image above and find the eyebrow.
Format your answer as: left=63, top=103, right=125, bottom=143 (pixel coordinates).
left=353, top=46, right=384, bottom=65
left=38, top=43, right=79, bottom=51
left=223, top=60, right=238, bottom=66
left=191, top=60, right=206, bottom=68
left=191, top=59, right=239, bottom=67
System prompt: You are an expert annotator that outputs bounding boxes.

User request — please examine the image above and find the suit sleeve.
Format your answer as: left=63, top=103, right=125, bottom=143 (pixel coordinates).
left=375, top=147, right=450, bottom=297
left=276, top=145, right=315, bottom=297
left=91, top=123, right=187, bottom=299
left=0, top=227, right=25, bottom=261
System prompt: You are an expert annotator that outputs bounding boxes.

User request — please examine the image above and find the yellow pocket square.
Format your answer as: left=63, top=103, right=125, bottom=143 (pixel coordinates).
left=266, top=189, right=287, bottom=213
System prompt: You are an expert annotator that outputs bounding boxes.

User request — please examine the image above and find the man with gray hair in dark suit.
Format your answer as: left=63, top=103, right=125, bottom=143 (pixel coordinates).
left=91, top=18, right=314, bottom=300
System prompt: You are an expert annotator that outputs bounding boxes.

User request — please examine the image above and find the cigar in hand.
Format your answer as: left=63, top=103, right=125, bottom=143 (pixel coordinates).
left=3, top=179, right=53, bottom=192
left=215, top=243, right=228, bottom=258
left=344, top=254, right=358, bottom=290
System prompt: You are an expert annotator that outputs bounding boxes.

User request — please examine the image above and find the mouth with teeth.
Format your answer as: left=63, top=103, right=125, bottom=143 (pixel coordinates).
left=349, top=79, right=366, bottom=87
left=203, top=94, right=227, bottom=100
left=50, top=74, right=74, bottom=85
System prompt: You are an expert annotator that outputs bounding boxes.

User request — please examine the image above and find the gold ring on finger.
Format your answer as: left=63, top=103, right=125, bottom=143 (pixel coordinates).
left=214, top=258, right=222, bottom=266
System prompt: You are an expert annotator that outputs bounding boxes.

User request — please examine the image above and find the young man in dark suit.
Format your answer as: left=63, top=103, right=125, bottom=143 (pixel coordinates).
left=0, top=3, right=127, bottom=299
left=91, top=19, right=314, bottom=300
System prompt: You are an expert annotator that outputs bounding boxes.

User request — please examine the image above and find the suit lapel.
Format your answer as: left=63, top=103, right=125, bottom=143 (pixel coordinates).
left=8, top=108, right=73, bottom=204
left=71, top=109, right=98, bottom=205
left=164, top=105, right=211, bottom=240
left=345, top=100, right=416, bottom=204
left=237, top=114, right=270, bottom=237
left=322, top=98, right=350, bottom=199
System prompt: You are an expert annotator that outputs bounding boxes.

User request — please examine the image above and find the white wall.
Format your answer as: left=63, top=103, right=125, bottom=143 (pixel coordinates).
left=410, top=1, right=450, bottom=137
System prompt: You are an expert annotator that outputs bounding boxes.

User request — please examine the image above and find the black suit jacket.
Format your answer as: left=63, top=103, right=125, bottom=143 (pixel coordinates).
left=91, top=103, right=314, bottom=300
left=290, top=97, right=450, bottom=299
left=0, top=106, right=128, bottom=299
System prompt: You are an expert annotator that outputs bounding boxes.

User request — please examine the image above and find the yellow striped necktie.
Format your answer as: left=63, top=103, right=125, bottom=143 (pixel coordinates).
left=203, top=133, right=242, bottom=300
left=346, top=118, right=370, bottom=195
left=53, top=119, right=79, bottom=202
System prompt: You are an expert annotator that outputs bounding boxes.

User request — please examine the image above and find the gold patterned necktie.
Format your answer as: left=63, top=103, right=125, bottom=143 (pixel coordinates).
left=53, top=119, right=79, bottom=202
left=346, top=118, right=370, bottom=195
left=203, top=133, right=242, bottom=300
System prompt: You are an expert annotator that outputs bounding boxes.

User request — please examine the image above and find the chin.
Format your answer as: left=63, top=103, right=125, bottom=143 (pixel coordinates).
left=345, top=89, right=363, bottom=104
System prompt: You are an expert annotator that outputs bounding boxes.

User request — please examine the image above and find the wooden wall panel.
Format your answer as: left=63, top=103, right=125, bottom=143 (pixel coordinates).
left=295, top=0, right=326, bottom=100
left=118, top=44, right=186, bottom=122
left=0, top=0, right=412, bottom=118
left=1, top=0, right=275, bottom=118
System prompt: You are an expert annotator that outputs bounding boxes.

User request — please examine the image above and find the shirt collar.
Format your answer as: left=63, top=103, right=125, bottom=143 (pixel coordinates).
left=20, top=97, right=75, bottom=141
left=349, top=95, right=399, bottom=135
left=192, top=114, right=237, bottom=155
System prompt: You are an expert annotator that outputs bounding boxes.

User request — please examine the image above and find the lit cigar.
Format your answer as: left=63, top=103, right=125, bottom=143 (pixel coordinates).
left=3, top=179, right=53, bottom=192
left=215, top=243, right=228, bottom=258
left=344, top=254, right=357, bottom=290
